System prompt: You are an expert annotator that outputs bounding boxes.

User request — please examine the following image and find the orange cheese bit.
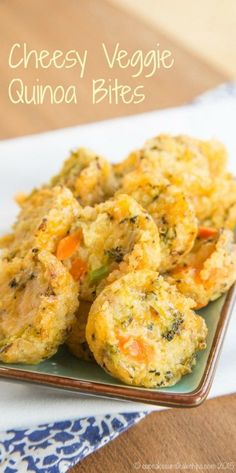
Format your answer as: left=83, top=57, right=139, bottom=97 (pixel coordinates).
left=70, top=258, right=87, bottom=281
left=56, top=230, right=82, bottom=260
left=198, top=227, right=218, bottom=239
left=118, top=335, right=154, bottom=364
left=172, top=264, right=203, bottom=285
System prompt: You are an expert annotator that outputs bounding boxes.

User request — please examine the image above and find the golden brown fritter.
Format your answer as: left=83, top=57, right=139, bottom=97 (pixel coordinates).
left=0, top=186, right=80, bottom=259
left=116, top=170, right=198, bottom=271
left=113, top=134, right=231, bottom=224
left=86, top=270, right=207, bottom=388
left=0, top=250, right=79, bottom=364
left=56, top=194, right=161, bottom=301
left=168, top=228, right=236, bottom=309
left=50, top=147, right=117, bottom=206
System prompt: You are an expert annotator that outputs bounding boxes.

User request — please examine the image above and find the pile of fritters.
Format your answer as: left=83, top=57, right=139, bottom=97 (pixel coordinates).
left=0, top=134, right=235, bottom=388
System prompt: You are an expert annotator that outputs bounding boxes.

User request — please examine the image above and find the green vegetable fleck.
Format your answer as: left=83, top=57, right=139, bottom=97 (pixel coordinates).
left=89, top=265, right=110, bottom=284
left=105, top=246, right=124, bottom=263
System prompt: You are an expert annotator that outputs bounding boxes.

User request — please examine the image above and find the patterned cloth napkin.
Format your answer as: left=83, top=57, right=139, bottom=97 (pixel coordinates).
left=0, top=412, right=146, bottom=472
left=0, top=82, right=235, bottom=473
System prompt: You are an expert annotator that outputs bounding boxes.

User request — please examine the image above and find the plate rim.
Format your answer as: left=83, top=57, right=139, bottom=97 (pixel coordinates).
left=0, top=284, right=235, bottom=408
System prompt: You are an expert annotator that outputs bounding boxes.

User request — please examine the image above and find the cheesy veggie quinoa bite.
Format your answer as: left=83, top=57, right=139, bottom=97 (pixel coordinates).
left=168, top=228, right=236, bottom=309
left=86, top=270, right=207, bottom=388
left=113, top=134, right=231, bottom=224
left=0, top=187, right=81, bottom=364
left=56, top=194, right=161, bottom=301
left=0, top=250, right=79, bottom=364
left=116, top=170, right=198, bottom=272
left=50, top=147, right=117, bottom=206
left=114, top=134, right=214, bottom=192
left=143, top=135, right=228, bottom=179
left=0, top=186, right=80, bottom=259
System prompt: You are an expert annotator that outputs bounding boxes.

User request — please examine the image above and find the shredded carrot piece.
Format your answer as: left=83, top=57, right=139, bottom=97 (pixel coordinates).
left=56, top=230, right=82, bottom=260
left=70, top=258, right=87, bottom=281
left=193, top=269, right=203, bottom=285
left=173, top=265, right=203, bottom=284
left=198, top=227, right=218, bottom=239
left=118, top=335, right=153, bottom=363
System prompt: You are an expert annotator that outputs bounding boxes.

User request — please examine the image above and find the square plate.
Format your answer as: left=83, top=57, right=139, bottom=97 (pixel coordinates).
left=0, top=287, right=235, bottom=407
left=0, top=101, right=236, bottom=407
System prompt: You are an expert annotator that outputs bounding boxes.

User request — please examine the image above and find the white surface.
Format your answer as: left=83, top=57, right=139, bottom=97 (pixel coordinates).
left=0, top=96, right=236, bottom=430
